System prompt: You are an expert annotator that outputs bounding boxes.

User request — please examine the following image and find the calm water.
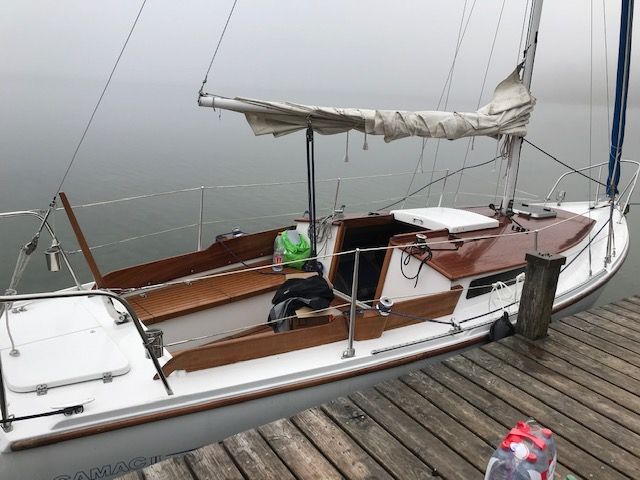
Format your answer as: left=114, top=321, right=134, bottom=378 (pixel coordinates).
left=1, top=77, right=639, bottom=306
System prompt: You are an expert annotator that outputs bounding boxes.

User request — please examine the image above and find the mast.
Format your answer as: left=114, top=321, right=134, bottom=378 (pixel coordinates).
left=500, top=0, right=544, bottom=214
left=606, top=0, right=634, bottom=197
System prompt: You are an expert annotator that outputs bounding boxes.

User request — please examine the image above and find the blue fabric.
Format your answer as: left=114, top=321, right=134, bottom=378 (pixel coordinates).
left=607, top=0, right=634, bottom=197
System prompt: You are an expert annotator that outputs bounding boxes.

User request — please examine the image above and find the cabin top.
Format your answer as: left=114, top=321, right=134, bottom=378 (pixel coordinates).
left=390, top=206, right=594, bottom=280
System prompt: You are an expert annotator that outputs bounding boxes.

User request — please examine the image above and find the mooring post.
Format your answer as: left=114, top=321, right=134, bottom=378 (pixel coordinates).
left=516, top=252, right=566, bottom=339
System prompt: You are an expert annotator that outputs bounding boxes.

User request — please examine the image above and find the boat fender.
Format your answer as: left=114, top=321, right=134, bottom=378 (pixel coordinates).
left=488, top=312, right=514, bottom=341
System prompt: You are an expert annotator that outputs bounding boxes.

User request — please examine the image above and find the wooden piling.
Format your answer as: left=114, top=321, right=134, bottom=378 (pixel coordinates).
left=516, top=251, right=566, bottom=339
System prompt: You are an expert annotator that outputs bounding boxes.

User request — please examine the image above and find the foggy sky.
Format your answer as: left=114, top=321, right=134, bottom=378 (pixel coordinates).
left=2, top=0, right=638, bottom=105
left=2, top=0, right=640, bottom=295
left=1, top=0, right=639, bottom=211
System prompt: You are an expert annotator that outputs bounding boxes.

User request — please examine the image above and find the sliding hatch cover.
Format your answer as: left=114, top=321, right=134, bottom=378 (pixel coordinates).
left=390, top=207, right=499, bottom=233
left=1, top=327, right=130, bottom=393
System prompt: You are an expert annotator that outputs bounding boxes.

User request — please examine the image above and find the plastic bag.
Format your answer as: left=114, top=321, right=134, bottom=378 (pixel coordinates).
left=280, top=230, right=311, bottom=269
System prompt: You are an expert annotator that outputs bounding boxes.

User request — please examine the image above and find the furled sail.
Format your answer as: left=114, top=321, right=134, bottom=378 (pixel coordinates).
left=199, top=69, right=535, bottom=142
left=606, top=0, right=634, bottom=197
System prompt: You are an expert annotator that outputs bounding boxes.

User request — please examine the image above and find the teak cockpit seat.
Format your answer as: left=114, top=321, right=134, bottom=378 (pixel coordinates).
left=125, top=262, right=298, bottom=324
left=99, top=226, right=295, bottom=324
left=60, top=191, right=295, bottom=325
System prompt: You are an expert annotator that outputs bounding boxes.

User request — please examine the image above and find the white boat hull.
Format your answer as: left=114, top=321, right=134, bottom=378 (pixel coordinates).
left=3, top=344, right=481, bottom=480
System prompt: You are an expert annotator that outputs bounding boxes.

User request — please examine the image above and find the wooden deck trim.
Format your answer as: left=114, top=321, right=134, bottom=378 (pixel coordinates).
left=390, top=207, right=595, bottom=280
left=157, top=317, right=349, bottom=376
left=354, top=286, right=463, bottom=340
left=296, top=213, right=395, bottom=227
left=327, top=223, right=346, bottom=283
left=373, top=247, right=393, bottom=301
left=102, top=226, right=290, bottom=289
left=59, top=192, right=105, bottom=288
left=385, top=285, right=463, bottom=330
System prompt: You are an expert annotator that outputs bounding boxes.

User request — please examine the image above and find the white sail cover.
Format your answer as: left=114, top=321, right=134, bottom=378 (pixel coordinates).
left=200, top=69, right=535, bottom=142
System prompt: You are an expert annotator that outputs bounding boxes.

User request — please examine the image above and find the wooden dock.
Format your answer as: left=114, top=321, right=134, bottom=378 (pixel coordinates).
left=120, top=295, right=640, bottom=480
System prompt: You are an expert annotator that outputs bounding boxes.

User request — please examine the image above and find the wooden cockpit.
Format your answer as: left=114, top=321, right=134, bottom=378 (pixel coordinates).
left=60, top=192, right=595, bottom=377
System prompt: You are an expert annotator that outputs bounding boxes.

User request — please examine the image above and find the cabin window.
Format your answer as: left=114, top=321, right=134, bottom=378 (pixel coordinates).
left=465, top=267, right=526, bottom=299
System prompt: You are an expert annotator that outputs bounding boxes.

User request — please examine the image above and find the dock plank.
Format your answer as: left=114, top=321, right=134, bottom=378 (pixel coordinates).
left=402, top=369, right=574, bottom=480
left=374, top=378, right=494, bottom=473
left=563, top=315, right=640, bottom=354
left=322, top=396, right=433, bottom=479
left=490, top=338, right=640, bottom=420
left=401, top=370, right=503, bottom=444
left=258, top=418, right=342, bottom=480
left=446, top=355, right=634, bottom=479
left=597, top=304, right=640, bottom=331
left=292, top=407, right=392, bottom=480
left=550, top=321, right=640, bottom=368
left=223, top=429, right=295, bottom=480
left=184, top=443, right=245, bottom=480
left=626, top=295, right=640, bottom=306
left=115, top=473, right=141, bottom=480
left=575, top=310, right=640, bottom=343
left=142, top=457, right=195, bottom=480
left=465, top=348, right=640, bottom=461
left=426, top=363, right=616, bottom=480
left=525, top=334, right=640, bottom=394
left=618, top=296, right=640, bottom=319
left=350, top=388, right=482, bottom=480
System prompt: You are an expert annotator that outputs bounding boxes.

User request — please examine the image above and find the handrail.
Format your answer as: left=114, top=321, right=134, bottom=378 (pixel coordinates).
left=0, top=210, right=83, bottom=289
left=544, top=159, right=640, bottom=210
left=0, top=289, right=173, bottom=397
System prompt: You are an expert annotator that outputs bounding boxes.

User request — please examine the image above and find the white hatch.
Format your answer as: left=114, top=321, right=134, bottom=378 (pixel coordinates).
left=391, top=207, right=499, bottom=233
left=1, top=328, right=130, bottom=393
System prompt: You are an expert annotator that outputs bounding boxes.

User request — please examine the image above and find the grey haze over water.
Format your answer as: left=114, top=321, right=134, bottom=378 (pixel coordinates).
left=1, top=0, right=639, bottom=304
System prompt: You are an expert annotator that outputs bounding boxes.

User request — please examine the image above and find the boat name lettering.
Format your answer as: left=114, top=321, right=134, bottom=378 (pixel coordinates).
left=52, top=455, right=162, bottom=480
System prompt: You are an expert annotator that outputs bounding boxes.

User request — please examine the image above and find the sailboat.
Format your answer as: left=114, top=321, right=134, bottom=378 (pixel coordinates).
left=0, top=1, right=635, bottom=478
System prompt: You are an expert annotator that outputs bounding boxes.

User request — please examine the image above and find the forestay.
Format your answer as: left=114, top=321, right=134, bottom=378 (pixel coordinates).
left=199, top=69, right=535, bottom=142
